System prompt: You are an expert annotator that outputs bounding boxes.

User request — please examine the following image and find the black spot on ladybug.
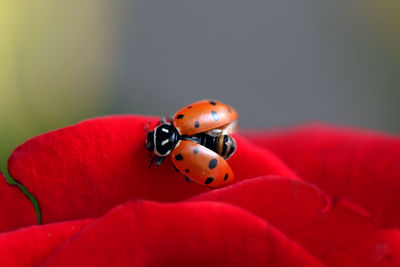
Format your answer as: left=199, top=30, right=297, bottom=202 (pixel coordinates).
left=175, top=154, right=183, bottom=160
left=185, top=176, right=192, bottom=182
left=209, top=158, right=218, bottom=169
left=209, top=100, right=216, bottom=105
left=194, top=121, right=200, bottom=128
left=188, top=105, right=192, bottom=109
left=224, top=173, right=229, bottom=181
left=227, top=107, right=232, bottom=113
left=177, top=114, right=184, bottom=119
left=205, top=177, right=214, bottom=184
left=193, top=148, right=199, bottom=154
left=185, top=169, right=189, bottom=173
left=211, top=111, right=219, bottom=121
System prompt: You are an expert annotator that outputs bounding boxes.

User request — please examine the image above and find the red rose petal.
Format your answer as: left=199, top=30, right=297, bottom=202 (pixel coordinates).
left=0, top=219, right=92, bottom=267
left=41, top=200, right=323, bottom=267
left=191, top=176, right=400, bottom=266
left=230, top=135, right=297, bottom=180
left=244, top=124, right=400, bottom=228
left=373, top=229, right=400, bottom=265
left=0, top=172, right=36, bottom=233
left=8, top=116, right=295, bottom=224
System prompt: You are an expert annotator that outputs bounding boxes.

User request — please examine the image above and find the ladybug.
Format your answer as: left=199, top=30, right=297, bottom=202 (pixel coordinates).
left=145, top=100, right=238, bottom=188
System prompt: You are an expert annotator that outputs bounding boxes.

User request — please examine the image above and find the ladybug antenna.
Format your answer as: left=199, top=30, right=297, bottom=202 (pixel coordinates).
left=157, top=117, right=169, bottom=126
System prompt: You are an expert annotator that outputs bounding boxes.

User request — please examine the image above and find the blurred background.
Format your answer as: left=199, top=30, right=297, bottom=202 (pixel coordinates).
left=1, top=0, right=399, bottom=171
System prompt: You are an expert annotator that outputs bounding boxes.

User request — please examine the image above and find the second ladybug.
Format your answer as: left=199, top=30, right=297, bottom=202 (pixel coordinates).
left=145, top=100, right=238, bottom=188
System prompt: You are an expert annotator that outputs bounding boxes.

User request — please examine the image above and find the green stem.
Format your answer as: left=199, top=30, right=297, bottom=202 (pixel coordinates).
left=3, top=171, right=42, bottom=225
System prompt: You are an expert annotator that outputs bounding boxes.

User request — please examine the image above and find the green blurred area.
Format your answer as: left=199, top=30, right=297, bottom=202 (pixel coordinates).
left=0, top=1, right=116, bottom=172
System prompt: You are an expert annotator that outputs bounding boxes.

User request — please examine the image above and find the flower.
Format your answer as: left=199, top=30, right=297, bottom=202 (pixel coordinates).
left=0, top=115, right=399, bottom=266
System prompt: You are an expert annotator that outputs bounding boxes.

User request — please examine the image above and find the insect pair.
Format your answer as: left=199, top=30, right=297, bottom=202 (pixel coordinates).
left=145, top=100, right=238, bottom=188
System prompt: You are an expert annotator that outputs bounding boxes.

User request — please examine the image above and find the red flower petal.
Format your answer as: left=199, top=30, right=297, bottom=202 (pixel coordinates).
left=0, top=172, right=36, bottom=233
left=0, top=219, right=92, bottom=266
left=244, top=124, right=400, bottom=228
left=191, top=176, right=400, bottom=266
left=8, top=116, right=295, bottom=224
left=374, top=229, right=400, bottom=264
left=230, top=135, right=297, bottom=179
left=40, top=200, right=323, bottom=267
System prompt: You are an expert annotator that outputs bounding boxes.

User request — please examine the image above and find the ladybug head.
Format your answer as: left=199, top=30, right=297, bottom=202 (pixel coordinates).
left=146, top=123, right=178, bottom=157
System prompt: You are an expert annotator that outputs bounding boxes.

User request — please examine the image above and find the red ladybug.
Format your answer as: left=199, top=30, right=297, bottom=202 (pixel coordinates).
left=145, top=100, right=238, bottom=188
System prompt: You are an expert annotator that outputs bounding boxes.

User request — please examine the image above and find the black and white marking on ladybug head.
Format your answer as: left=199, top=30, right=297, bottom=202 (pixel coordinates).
left=151, top=123, right=179, bottom=156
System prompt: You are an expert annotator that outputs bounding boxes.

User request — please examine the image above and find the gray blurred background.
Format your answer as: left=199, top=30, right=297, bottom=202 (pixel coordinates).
left=1, top=0, right=400, bottom=170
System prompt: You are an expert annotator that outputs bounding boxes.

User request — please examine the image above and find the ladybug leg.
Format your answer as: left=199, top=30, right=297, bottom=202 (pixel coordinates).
left=184, top=176, right=192, bottom=182
left=148, top=155, right=157, bottom=168
left=155, top=156, right=165, bottom=167
left=149, top=155, right=165, bottom=168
